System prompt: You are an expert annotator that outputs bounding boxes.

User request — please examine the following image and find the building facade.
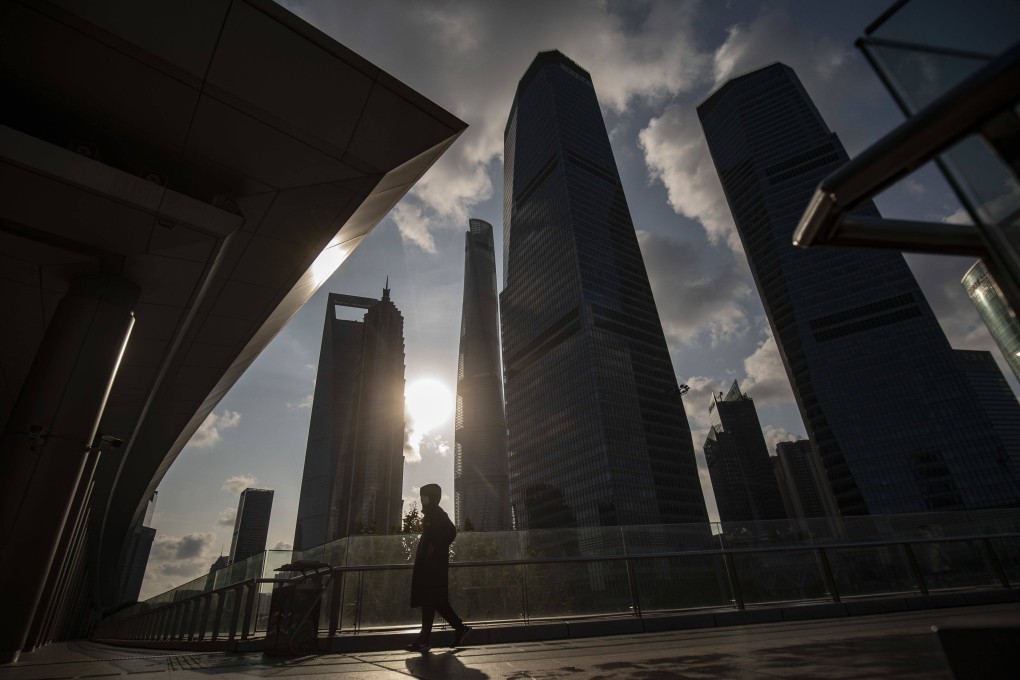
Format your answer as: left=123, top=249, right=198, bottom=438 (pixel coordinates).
left=501, top=50, right=708, bottom=530
left=229, top=488, right=274, bottom=564
left=455, top=219, right=511, bottom=531
left=955, top=350, right=1020, bottom=478
left=294, top=288, right=406, bottom=550
left=963, top=261, right=1020, bottom=383
left=704, top=382, right=786, bottom=523
left=699, top=63, right=1020, bottom=515
left=774, top=440, right=839, bottom=520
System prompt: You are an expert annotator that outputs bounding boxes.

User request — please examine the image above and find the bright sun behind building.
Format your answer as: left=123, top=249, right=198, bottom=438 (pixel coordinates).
left=405, top=378, right=453, bottom=434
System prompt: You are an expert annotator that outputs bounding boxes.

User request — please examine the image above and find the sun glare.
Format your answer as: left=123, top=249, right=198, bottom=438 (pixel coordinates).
left=405, top=378, right=453, bottom=433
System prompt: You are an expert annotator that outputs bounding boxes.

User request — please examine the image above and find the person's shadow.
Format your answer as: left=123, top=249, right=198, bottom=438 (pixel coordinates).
left=405, top=651, right=489, bottom=679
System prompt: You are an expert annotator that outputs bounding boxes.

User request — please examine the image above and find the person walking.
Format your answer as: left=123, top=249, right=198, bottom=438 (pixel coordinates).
left=406, top=483, right=471, bottom=653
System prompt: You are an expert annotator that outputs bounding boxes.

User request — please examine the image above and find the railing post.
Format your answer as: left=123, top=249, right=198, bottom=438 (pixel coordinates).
left=816, top=548, right=841, bottom=603
left=211, top=591, right=225, bottom=641
left=902, top=543, right=929, bottom=595
left=722, top=553, right=745, bottom=610
left=174, top=603, right=187, bottom=641
left=328, top=569, right=343, bottom=637
left=240, top=581, right=257, bottom=640
left=521, top=562, right=530, bottom=624
left=187, top=599, right=200, bottom=641
left=982, top=538, right=1011, bottom=588
left=229, top=585, right=243, bottom=640
left=624, top=558, right=642, bottom=617
left=354, top=571, right=365, bottom=633
left=197, top=594, right=212, bottom=641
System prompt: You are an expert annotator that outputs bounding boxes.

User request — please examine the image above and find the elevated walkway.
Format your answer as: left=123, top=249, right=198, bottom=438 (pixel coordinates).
left=7, top=603, right=1020, bottom=679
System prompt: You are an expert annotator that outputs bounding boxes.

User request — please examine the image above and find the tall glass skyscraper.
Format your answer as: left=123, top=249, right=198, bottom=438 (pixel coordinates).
left=293, top=288, right=406, bottom=550
left=501, top=50, right=708, bottom=530
left=229, top=488, right=273, bottom=564
left=963, top=260, right=1020, bottom=383
left=704, top=382, right=786, bottom=523
left=699, top=63, right=1020, bottom=515
left=454, top=219, right=510, bottom=531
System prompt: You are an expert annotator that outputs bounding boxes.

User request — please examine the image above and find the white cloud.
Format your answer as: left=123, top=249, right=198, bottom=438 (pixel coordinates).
left=217, top=507, right=236, bottom=527
left=419, top=433, right=451, bottom=458
left=762, top=425, right=803, bottom=455
left=283, top=0, right=708, bottom=252
left=639, top=111, right=741, bottom=252
left=638, top=230, right=752, bottom=345
left=188, top=410, right=241, bottom=448
left=741, top=328, right=797, bottom=406
left=403, top=414, right=420, bottom=464
left=141, top=532, right=217, bottom=599
left=287, top=393, right=314, bottom=411
left=640, top=9, right=878, bottom=251
left=221, top=474, right=258, bottom=495
left=943, top=207, right=973, bottom=225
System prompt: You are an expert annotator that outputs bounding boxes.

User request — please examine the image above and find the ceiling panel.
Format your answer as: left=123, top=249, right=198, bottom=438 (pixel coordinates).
left=207, top=0, right=374, bottom=154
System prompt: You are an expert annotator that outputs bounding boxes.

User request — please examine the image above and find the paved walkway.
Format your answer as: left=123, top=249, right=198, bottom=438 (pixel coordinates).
left=3, top=603, right=1018, bottom=679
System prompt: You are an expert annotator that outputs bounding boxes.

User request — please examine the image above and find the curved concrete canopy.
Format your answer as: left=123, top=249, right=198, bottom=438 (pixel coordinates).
left=0, top=0, right=465, bottom=609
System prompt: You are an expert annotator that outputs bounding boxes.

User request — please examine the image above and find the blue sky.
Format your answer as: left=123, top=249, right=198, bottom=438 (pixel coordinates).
left=140, top=0, right=1016, bottom=598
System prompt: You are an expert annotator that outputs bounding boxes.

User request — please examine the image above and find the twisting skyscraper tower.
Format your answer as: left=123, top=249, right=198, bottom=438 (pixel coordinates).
left=501, top=50, right=708, bottom=530
left=454, top=219, right=510, bottom=531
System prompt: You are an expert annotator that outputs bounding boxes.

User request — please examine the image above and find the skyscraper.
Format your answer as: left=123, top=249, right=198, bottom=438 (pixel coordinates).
left=699, top=63, right=1020, bottom=515
left=294, top=288, right=406, bottom=550
left=501, top=50, right=708, bottom=530
left=774, top=440, right=839, bottom=520
left=230, top=488, right=273, bottom=564
left=704, top=382, right=786, bottom=523
left=955, top=350, right=1020, bottom=477
left=963, top=261, right=1020, bottom=383
left=455, top=219, right=510, bottom=531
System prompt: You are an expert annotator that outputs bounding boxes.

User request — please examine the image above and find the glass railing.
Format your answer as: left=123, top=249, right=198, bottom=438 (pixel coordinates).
left=95, top=509, right=1020, bottom=644
left=859, top=0, right=1020, bottom=230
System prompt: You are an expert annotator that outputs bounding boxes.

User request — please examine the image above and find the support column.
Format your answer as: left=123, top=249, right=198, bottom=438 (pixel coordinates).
left=0, top=274, right=138, bottom=664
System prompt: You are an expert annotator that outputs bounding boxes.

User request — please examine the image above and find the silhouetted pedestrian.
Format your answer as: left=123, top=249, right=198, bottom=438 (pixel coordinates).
left=406, top=484, right=471, bottom=653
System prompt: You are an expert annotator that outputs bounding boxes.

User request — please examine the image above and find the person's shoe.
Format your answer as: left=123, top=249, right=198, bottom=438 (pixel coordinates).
left=453, top=625, right=473, bottom=647
left=405, top=640, right=431, bottom=654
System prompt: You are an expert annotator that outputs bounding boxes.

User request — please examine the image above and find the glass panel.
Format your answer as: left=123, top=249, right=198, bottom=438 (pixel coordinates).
left=449, top=564, right=524, bottom=622
left=524, top=560, right=632, bottom=619
left=867, top=0, right=1020, bottom=58
left=940, top=138, right=1020, bottom=227
left=862, top=43, right=988, bottom=112
left=988, top=536, right=1020, bottom=585
left=732, top=550, right=828, bottom=605
left=623, top=524, right=719, bottom=553
left=452, top=530, right=522, bottom=561
left=355, top=567, right=417, bottom=629
left=634, top=555, right=732, bottom=612
left=219, top=588, right=237, bottom=638
left=828, top=546, right=920, bottom=598
left=912, top=540, right=1000, bottom=591
left=347, top=533, right=417, bottom=566
left=520, top=527, right=625, bottom=559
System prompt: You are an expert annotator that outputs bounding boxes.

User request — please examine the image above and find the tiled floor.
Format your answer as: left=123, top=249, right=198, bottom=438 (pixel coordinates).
left=4, top=603, right=1018, bottom=679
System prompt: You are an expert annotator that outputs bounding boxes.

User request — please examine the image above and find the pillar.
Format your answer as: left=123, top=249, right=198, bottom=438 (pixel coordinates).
left=0, top=274, right=139, bottom=664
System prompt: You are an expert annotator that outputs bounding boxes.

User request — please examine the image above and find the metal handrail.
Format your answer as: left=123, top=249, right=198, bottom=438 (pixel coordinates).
left=792, top=41, right=1020, bottom=249
left=94, top=531, right=1019, bottom=643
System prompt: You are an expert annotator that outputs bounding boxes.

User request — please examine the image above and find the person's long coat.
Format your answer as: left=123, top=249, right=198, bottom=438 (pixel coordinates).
left=410, top=505, right=456, bottom=607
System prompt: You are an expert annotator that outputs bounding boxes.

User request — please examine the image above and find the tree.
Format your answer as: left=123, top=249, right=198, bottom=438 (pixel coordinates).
left=402, top=502, right=422, bottom=534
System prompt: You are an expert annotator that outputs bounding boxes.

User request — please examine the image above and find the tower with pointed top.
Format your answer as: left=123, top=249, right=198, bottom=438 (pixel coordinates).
left=704, top=382, right=786, bottom=523
left=455, top=219, right=510, bottom=531
left=501, top=50, right=708, bottom=530
left=294, top=287, right=406, bottom=550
